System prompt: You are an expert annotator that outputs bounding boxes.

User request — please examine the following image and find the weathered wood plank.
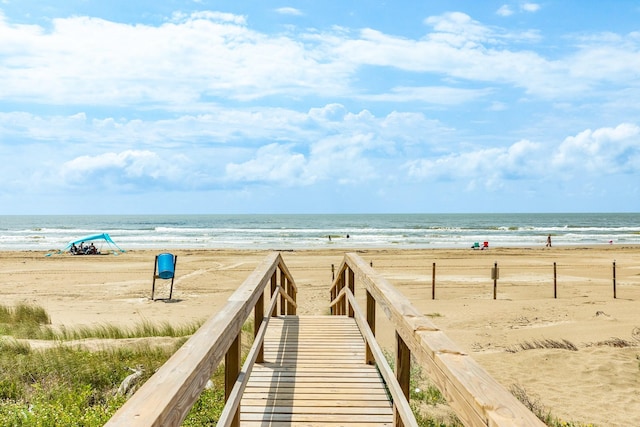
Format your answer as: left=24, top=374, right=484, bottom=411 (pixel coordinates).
left=241, top=398, right=391, bottom=406
left=241, top=405, right=393, bottom=415
left=240, top=413, right=393, bottom=422
left=242, top=423, right=391, bottom=427
left=240, top=315, right=393, bottom=426
left=242, top=387, right=389, bottom=402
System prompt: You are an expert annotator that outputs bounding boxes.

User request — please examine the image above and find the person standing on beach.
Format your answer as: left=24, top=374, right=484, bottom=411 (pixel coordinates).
left=546, top=234, right=552, bottom=247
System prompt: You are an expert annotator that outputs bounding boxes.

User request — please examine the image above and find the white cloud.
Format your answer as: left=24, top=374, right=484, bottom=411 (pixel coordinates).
left=223, top=112, right=398, bottom=187
left=225, top=143, right=308, bottom=184
left=404, top=138, right=544, bottom=187
left=0, top=11, right=350, bottom=106
left=275, top=7, right=303, bottom=16
left=552, top=123, right=640, bottom=173
left=497, top=3, right=540, bottom=16
left=425, top=12, right=493, bottom=44
left=404, top=123, right=640, bottom=189
left=496, top=5, right=514, bottom=17
left=1, top=8, right=638, bottom=111
left=170, top=10, right=247, bottom=25
left=59, top=150, right=189, bottom=190
left=358, top=86, right=492, bottom=105
left=1, top=5, right=639, bottom=213
left=522, top=3, right=541, bottom=13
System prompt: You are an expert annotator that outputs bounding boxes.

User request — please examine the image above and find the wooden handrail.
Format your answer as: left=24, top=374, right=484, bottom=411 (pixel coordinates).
left=216, top=287, right=281, bottom=427
left=330, top=253, right=545, bottom=427
left=106, top=252, right=297, bottom=427
left=344, top=288, right=419, bottom=427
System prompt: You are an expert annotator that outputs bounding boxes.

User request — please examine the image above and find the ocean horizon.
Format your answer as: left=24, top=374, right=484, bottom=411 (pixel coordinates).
left=1, top=213, right=639, bottom=252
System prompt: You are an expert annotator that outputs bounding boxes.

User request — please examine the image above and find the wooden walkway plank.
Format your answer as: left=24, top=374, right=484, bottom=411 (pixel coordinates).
left=240, top=315, right=393, bottom=426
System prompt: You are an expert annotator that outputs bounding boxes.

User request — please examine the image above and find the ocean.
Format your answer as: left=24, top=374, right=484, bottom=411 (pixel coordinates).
left=1, top=213, right=639, bottom=252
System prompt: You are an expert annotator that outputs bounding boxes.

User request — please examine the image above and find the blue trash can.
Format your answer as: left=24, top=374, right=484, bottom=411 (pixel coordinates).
left=157, top=253, right=175, bottom=279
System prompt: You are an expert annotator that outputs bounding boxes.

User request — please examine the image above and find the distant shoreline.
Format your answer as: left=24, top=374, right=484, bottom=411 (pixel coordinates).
left=5, top=242, right=640, bottom=254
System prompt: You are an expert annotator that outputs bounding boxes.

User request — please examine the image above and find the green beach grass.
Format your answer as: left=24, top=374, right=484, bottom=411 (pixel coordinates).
left=0, top=303, right=598, bottom=426
left=0, top=303, right=223, bottom=426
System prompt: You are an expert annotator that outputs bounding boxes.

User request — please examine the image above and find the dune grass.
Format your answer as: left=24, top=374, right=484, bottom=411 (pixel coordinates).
left=381, top=348, right=598, bottom=427
left=0, top=303, right=227, bottom=426
left=383, top=350, right=462, bottom=426
left=1, top=303, right=600, bottom=426
left=0, top=303, right=50, bottom=325
left=511, top=384, right=597, bottom=427
left=0, top=302, right=202, bottom=341
left=507, top=338, right=578, bottom=353
left=0, top=338, right=186, bottom=425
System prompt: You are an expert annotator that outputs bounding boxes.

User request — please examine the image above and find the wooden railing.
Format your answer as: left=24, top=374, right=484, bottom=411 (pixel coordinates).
left=105, top=252, right=297, bottom=427
left=329, top=253, right=545, bottom=427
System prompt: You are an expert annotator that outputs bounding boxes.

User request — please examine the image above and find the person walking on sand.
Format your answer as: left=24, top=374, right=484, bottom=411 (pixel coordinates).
left=546, top=234, right=552, bottom=247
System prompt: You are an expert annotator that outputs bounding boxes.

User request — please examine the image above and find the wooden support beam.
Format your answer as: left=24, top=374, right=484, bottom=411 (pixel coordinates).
left=225, top=333, right=241, bottom=427
left=366, top=290, right=376, bottom=365
left=348, top=268, right=355, bottom=318
left=254, top=292, right=264, bottom=363
left=395, top=333, right=411, bottom=427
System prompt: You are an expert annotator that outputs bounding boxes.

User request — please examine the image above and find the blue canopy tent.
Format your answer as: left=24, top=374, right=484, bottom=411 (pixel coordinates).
left=60, top=233, right=126, bottom=255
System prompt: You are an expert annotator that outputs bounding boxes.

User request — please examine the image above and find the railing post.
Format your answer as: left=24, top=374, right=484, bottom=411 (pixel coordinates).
left=335, top=272, right=344, bottom=315
left=395, top=333, right=411, bottom=427
left=270, top=272, right=278, bottom=317
left=348, top=268, right=355, bottom=318
left=290, top=275, right=297, bottom=315
left=340, top=269, right=347, bottom=315
left=329, top=270, right=338, bottom=315
left=255, top=291, right=264, bottom=363
left=366, top=290, right=376, bottom=365
left=280, top=269, right=286, bottom=315
left=225, top=334, right=241, bottom=427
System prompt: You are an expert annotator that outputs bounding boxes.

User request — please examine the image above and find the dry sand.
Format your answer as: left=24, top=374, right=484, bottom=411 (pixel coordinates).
left=1, top=246, right=639, bottom=426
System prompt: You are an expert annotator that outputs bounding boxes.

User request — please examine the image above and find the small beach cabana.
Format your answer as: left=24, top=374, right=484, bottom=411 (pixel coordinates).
left=61, top=233, right=126, bottom=254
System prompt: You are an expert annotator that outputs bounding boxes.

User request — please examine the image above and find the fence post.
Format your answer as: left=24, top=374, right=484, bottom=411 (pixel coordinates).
left=492, top=262, right=498, bottom=300
left=613, top=260, right=617, bottom=299
left=431, top=262, right=436, bottom=300
left=553, top=262, right=557, bottom=299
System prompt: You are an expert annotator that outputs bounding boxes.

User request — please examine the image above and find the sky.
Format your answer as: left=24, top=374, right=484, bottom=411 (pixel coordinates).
left=1, top=1, right=639, bottom=215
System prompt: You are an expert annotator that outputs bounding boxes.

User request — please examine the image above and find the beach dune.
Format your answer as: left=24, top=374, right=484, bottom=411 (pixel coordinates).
left=1, top=246, right=639, bottom=426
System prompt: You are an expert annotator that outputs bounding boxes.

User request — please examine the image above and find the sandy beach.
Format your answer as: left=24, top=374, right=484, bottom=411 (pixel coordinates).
left=1, top=246, right=639, bottom=426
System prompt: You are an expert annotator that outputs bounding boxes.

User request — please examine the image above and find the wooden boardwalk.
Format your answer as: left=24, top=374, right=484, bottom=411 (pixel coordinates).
left=240, top=315, right=393, bottom=426
left=106, top=252, right=544, bottom=427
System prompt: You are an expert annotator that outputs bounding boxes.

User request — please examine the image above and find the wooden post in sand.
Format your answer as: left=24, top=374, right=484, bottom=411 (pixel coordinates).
left=553, top=262, right=557, bottom=299
left=492, top=262, right=499, bottom=300
left=612, top=260, right=617, bottom=299
left=431, top=262, right=436, bottom=300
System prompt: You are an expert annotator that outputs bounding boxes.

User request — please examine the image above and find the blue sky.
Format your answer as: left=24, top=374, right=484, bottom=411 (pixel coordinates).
left=1, top=1, right=639, bottom=214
